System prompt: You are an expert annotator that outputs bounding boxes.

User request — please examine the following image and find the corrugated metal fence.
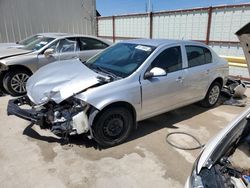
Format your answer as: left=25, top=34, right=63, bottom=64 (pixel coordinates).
left=0, top=0, right=96, bottom=43
left=97, top=3, right=250, bottom=57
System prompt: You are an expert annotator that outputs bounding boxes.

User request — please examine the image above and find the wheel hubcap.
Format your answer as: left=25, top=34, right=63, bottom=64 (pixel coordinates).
left=10, top=73, right=29, bottom=93
left=103, top=114, right=124, bottom=138
left=208, top=85, right=220, bottom=105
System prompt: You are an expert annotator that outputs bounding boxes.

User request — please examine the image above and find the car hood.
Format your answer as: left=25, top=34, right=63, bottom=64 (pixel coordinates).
left=26, top=59, right=106, bottom=105
left=196, top=107, right=250, bottom=173
left=0, top=47, right=31, bottom=60
left=236, top=22, right=250, bottom=74
left=197, top=22, right=250, bottom=174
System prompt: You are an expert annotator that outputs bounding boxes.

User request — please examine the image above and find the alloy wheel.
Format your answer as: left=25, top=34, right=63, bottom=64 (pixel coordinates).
left=208, top=85, right=220, bottom=105
left=10, top=73, right=29, bottom=93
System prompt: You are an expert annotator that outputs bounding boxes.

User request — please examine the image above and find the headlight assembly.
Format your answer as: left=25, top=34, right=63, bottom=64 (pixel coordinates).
left=189, top=159, right=204, bottom=188
left=190, top=170, right=204, bottom=188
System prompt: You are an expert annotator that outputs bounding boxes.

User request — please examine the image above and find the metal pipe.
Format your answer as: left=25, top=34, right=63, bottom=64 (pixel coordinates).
left=206, top=7, right=213, bottom=45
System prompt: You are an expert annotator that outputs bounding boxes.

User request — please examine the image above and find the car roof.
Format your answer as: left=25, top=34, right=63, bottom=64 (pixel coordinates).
left=37, top=33, right=70, bottom=38
left=36, top=33, right=102, bottom=39
left=120, top=38, right=204, bottom=47
left=35, top=33, right=112, bottom=45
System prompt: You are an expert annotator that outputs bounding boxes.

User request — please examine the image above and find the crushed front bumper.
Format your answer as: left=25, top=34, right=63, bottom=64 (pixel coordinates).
left=7, top=96, right=43, bottom=123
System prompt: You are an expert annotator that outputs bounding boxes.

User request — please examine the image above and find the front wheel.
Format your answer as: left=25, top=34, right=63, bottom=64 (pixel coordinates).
left=3, top=69, right=31, bottom=96
left=92, top=107, right=133, bottom=148
left=200, top=82, right=222, bottom=108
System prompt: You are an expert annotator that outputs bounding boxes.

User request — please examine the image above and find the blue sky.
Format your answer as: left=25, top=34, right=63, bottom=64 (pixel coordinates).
left=96, top=0, right=250, bottom=16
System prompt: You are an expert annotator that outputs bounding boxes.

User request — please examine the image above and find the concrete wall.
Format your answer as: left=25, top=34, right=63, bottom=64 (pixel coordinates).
left=0, top=0, right=96, bottom=43
left=97, top=4, right=250, bottom=57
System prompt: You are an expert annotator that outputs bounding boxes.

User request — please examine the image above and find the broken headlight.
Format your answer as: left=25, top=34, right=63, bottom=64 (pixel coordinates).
left=190, top=170, right=204, bottom=188
left=189, top=159, right=204, bottom=188
left=45, top=97, right=89, bottom=135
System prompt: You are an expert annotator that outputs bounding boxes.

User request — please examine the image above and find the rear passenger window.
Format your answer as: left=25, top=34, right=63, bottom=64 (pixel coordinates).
left=151, top=46, right=182, bottom=73
left=204, top=48, right=212, bottom=64
left=185, top=46, right=212, bottom=67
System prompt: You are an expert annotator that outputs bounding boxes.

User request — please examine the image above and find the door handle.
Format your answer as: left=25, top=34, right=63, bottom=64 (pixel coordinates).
left=176, top=76, right=184, bottom=82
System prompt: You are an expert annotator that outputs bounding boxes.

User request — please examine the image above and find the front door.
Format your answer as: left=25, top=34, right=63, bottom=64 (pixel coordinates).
left=140, top=45, right=186, bottom=119
left=37, top=37, right=80, bottom=69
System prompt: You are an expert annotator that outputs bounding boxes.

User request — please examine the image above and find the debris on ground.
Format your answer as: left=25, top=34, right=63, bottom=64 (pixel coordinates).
left=221, top=78, right=248, bottom=107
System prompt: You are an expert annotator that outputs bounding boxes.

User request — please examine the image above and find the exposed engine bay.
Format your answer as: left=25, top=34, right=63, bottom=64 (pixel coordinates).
left=8, top=96, right=93, bottom=143
left=200, top=135, right=250, bottom=188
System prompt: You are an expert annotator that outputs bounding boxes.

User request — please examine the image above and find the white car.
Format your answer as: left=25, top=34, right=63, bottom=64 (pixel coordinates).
left=186, top=22, right=250, bottom=188
left=0, top=33, right=111, bottom=96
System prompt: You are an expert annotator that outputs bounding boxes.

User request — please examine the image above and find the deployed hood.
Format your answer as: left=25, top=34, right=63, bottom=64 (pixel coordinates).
left=195, top=22, right=250, bottom=174
left=26, top=59, right=105, bottom=105
left=236, top=22, right=250, bottom=74
left=0, top=47, right=31, bottom=60
left=196, top=107, right=250, bottom=173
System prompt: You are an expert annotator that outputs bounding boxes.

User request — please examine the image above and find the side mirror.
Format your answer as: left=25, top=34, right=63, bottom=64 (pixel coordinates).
left=44, top=48, right=55, bottom=58
left=144, top=67, right=166, bottom=79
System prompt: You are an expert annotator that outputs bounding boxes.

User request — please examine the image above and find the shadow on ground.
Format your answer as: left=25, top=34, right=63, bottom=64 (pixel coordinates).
left=0, top=92, right=6, bottom=97
left=128, top=103, right=209, bottom=142
left=23, top=123, right=99, bottom=149
left=22, top=103, right=210, bottom=149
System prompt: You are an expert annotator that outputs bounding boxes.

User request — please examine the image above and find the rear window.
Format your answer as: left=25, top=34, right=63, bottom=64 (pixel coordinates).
left=79, top=38, right=109, bottom=50
left=186, top=46, right=212, bottom=68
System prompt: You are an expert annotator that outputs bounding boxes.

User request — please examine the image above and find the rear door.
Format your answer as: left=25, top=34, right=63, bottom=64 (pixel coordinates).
left=183, top=45, right=214, bottom=101
left=78, top=37, right=109, bottom=62
left=140, top=45, right=187, bottom=118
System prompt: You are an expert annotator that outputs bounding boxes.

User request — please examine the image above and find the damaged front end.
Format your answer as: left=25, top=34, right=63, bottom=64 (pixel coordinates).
left=7, top=95, right=94, bottom=142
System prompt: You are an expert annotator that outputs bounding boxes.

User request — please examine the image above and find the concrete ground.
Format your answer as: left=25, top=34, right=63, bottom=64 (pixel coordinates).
left=1, top=91, right=250, bottom=188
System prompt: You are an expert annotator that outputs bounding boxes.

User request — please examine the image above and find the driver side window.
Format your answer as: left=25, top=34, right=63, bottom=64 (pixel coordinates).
left=151, top=46, right=182, bottom=73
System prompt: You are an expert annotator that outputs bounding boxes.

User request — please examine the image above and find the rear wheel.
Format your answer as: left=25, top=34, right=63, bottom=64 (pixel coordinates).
left=92, top=107, right=133, bottom=147
left=200, top=82, right=222, bottom=108
left=3, top=69, right=31, bottom=96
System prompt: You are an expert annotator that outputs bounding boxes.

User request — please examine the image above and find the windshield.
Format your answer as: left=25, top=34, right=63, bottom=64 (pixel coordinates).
left=18, top=35, right=40, bottom=46
left=86, top=43, right=156, bottom=77
left=21, top=36, right=54, bottom=51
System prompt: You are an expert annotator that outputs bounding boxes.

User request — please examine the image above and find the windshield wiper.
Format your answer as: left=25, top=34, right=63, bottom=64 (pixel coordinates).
left=93, top=65, right=120, bottom=79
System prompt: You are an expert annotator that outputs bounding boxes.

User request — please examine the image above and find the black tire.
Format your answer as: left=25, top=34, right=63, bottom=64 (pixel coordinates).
left=0, top=71, right=8, bottom=94
left=200, top=82, right=222, bottom=108
left=92, top=107, right=133, bottom=147
left=3, top=69, right=31, bottom=96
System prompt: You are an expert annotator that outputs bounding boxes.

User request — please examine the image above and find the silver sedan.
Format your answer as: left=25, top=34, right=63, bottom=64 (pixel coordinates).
left=0, top=33, right=111, bottom=96
left=8, top=39, right=228, bottom=147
